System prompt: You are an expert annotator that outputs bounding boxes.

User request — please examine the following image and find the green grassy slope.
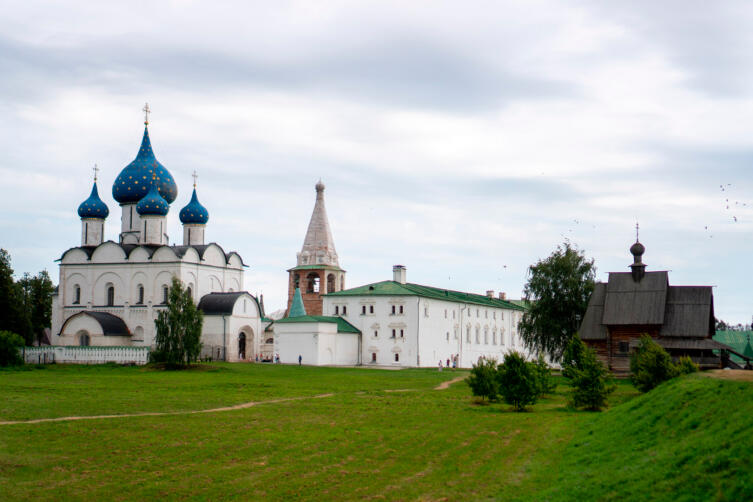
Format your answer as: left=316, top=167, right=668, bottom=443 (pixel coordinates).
left=525, top=375, right=753, bottom=501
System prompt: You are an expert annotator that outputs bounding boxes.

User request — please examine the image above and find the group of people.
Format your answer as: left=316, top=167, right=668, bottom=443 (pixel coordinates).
left=438, top=354, right=460, bottom=371
left=252, top=353, right=281, bottom=363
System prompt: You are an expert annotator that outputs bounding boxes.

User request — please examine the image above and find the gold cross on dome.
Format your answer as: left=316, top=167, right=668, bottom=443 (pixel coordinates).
left=93, top=164, right=99, bottom=182
left=192, top=170, right=198, bottom=188
left=143, top=102, right=151, bottom=125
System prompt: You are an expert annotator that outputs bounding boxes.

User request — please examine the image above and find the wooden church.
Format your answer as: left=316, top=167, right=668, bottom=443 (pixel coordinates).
left=578, top=236, right=743, bottom=374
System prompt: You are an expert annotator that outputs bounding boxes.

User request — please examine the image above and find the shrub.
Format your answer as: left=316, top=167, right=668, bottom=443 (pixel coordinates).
left=466, top=357, right=500, bottom=402
left=533, top=354, right=556, bottom=396
left=497, top=351, right=539, bottom=411
left=154, top=277, right=203, bottom=367
left=0, top=330, right=24, bottom=367
left=630, top=335, right=676, bottom=392
left=674, top=355, right=699, bottom=376
left=562, top=336, right=614, bottom=411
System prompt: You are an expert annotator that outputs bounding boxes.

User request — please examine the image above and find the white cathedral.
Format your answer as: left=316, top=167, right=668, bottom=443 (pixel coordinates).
left=51, top=111, right=267, bottom=362
left=50, top=109, right=533, bottom=367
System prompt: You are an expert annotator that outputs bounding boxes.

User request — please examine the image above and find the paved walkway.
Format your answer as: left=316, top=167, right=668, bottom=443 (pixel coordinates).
left=0, top=375, right=466, bottom=426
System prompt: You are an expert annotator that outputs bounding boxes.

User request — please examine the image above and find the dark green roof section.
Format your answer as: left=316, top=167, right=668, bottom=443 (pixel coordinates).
left=274, top=315, right=360, bottom=334
left=326, top=280, right=526, bottom=311
left=714, top=330, right=753, bottom=364
left=507, top=299, right=532, bottom=309
left=287, top=264, right=345, bottom=272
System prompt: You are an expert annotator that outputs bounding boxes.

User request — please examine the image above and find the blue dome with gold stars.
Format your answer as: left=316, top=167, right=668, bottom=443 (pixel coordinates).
left=179, top=188, right=209, bottom=224
left=112, top=126, right=178, bottom=204
left=78, top=181, right=109, bottom=219
left=136, top=181, right=170, bottom=216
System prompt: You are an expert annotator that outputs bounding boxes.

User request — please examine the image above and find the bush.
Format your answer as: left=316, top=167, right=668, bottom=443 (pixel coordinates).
left=562, top=336, right=614, bottom=411
left=533, top=354, right=556, bottom=396
left=497, top=351, right=540, bottom=411
left=466, top=357, right=500, bottom=402
left=0, top=330, right=24, bottom=367
left=630, top=335, right=676, bottom=392
left=675, top=355, right=699, bottom=375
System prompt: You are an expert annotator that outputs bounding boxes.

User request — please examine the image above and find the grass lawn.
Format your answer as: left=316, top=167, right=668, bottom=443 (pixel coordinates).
left=0, top=364, right=751, bottom=500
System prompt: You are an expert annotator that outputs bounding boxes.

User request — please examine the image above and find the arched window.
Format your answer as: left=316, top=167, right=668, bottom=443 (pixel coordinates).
left=79, top=333, right=90, bottom=346
left=106, top=285, right=114, bottom=306
left=327, top=274, right=335, bottom=293
left=484, top=329, right=489, bottom=345
left=306, top=273, right=320, bottom=293
left=294, top=273, right=300, bottom=289
left=394, top=353, right=399, bottom=362
left=475, top=327, right=480, bottom=344
left=137, top=285, right=144, bottom=304
left=186, top=286, right=193, bottom=300
left=466, top=326, right=471, bottom=343
left=162, top=286, right=169, bottom=304
left=73, top=285, right=81, bottom=305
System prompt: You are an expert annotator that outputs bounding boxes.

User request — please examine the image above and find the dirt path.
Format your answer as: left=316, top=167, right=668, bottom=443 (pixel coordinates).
left=702, top=369, right=753, bottom=382
left=435, top=375, right=465, bottom=390
left=1, top=375, right=465, bottom=426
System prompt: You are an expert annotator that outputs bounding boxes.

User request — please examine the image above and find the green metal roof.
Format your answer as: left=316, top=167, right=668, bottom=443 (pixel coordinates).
left=274, top=315, right=360, bottom=333
left=288, top=288, right=307, bottom=317
left=714, top=330, right=753, bottom=364
left=287, top=264, right=345, bottom=272
left=326, top=280, right=526, bottom=311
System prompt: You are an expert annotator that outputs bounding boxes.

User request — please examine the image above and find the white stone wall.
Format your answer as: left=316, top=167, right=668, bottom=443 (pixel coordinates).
left=52, top=241, right=245, bottom=351
left=274, top=321, right=360, bottom=366
left=324, top=294, right=532, bottom=368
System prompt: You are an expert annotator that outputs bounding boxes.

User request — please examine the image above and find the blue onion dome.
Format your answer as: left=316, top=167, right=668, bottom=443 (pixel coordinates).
left=112, top=126, right=178, bottom=204
left=179, top=188, right=209, bottom=224
left=77, top=181, right=109, bottom=219
left=136, top=181, right=169, bottom=216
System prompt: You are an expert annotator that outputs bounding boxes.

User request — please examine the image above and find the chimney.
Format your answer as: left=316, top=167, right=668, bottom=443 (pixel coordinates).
left=393, top=265, right=407, bottom=285
left=499, top=292, right=506, bottom=300
left=486, top=290, right=495, bottom=298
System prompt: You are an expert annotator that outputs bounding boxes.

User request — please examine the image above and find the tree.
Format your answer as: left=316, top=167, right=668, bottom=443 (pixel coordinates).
left=0, top=249, right=32, bottom=343
left=18, top=270, right=54, bottom=346
left=630, top=335, right=675, bottom=392
left=0, top=330, right=24, bottom=367
left=466, top=357, right=500, bottom=402
left=532, top=354, right=556, bottom=397
left=153, top=277, right=203, bottom=366
left=519, top=242, right=596, bottom=362
left=497, top=351, right=539, bottom=411
left=562, top=336, right=614, bottom=411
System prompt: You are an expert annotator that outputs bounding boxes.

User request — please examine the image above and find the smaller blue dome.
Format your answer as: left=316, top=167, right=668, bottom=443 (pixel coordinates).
left=77, top=182, right=109, bottom=219
left=136, top=182, right=169, bottom=216
left=179, top=188, right=209, bottom=224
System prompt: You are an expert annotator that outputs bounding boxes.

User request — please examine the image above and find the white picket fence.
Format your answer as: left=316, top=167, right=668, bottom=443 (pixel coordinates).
left=23, top=346, right=150, bottom=365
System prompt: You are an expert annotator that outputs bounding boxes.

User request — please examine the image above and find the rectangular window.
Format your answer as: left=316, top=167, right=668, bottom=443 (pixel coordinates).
left=391, top=329, right=396, bottom=338
left=391, top=305, right=396, bottom=315
left=619, top=341, right=630, bottom=353
left=395, top=353, right=399, bottom=362
left=444, top=309, right=448, bottom=318
left=362, top=305, right=366, bottom=315
left=335, top=305, right=339, bottom=315
left=400, top=329, right=404, bottom=338
left=342, top=306, right=347, bottom=315
left=374, top=330, right=378, bottom=338
left=399, top=305, right=404, bottom=314
left=369, top=305, right=374, bottom=314
left=446, top=332, right=450, bottom=342
left=453, top=311, right=456, bottom=319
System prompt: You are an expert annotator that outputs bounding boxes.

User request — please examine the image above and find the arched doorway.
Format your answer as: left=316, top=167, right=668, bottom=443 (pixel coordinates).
left=77, top=330, right=90, bottom=346
left=238, top=333, right=246, bottom=360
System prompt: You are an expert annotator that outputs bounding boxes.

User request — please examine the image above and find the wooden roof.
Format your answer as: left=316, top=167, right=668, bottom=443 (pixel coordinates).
left=602, top=271, right=668, bottom=325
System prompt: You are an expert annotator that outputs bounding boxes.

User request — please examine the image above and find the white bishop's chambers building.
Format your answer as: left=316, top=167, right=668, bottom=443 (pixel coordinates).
left=49, top=109, right=533, bottom=368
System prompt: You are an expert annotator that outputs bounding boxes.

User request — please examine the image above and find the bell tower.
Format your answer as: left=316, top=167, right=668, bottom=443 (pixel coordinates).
left=286, top=180, right=345, bottom=316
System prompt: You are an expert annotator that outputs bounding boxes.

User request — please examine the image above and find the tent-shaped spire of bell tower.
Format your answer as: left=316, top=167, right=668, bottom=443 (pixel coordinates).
left=286, top=180, right=346, bottom=316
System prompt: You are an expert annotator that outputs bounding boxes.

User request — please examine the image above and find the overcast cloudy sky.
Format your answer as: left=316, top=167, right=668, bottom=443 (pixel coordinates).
left=1, top=1, right=752, bottom=322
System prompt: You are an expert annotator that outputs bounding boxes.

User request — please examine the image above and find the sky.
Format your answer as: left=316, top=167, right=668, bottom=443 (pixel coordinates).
left=1, top=1, right=752, bottom=323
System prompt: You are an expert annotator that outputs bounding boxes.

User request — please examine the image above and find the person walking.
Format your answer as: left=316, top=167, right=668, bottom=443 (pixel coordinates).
left=298, top=354, right=302, bottom=366
left=438, top=360, right=443, bottom=372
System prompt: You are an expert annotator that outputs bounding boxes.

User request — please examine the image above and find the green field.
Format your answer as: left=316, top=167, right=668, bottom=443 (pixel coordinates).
left=0, top=364, right=751, bottom=501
